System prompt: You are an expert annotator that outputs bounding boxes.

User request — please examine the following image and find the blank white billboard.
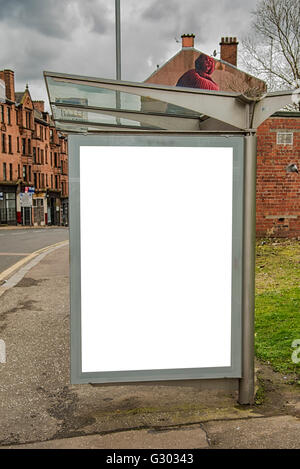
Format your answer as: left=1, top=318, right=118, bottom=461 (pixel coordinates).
left=79, top=145, right=233, bottom=374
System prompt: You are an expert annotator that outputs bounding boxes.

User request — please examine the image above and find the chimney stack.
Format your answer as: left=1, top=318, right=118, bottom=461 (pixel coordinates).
left=220, top=37, right=239, bottom=66
left=0, top=69, right=15, bottom=102
left=181, top=34, right=195, bottom=48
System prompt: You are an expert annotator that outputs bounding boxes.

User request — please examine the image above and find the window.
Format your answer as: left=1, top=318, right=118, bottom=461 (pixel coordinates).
left=33, top=198, right=44, bottom=207
left=0, top=106, right=4, bottom=123
left=45, top=148, right=48, bottom=164
left=41, top=149, right=44, bottom=164
left=28, top=165, right=31, bottom=182
left=55, top=175, right=58, bottom=189
left=16, top=109, right=19, bottom=125
left=51, top=174, right=53, bottom=188
left=277, top=132, right=293, bottom=145
left=38, top=173, right=40, bottom=188
left=37, top=147, right=40, bottom=163
left=17, top=136, right=20, bottom=152
left=2, top=133, right=6, bottom=153
left=22, top=165, right=27, bottom=181
left=34, top=173, right=37, bottom=188
left=33, top=147, right=36, bottom=163
left=8, top=135, right=12, bottom=153
left=3, top=162, right=7, bottom=181
left=9, top=163, right=12, bottom=181
left=18, top=164, right=20, bottom=179
left=50, top=152, right=53, bottom=166
left=28, top=139, right=31, bottom=155
left=54, top=152, right=57, bottom=167
left=22, top=138, right=26, bottom=155
left=46, top=174, right=48, bottom=186
left=7, top=107, right=11, bottom=125
left=41, top=173, right=44, bottom=188
left=26, top=111, right=31, bottom=129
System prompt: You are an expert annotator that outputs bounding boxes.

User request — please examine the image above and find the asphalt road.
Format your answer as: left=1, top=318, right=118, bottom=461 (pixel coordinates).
left=0, top=228, right=69, bottom=273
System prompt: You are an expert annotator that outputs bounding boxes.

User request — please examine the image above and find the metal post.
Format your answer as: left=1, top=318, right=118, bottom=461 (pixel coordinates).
left=115, top=0, right=121, bottom=123
left=239, top=134, right=257, bottom=405
left=115, top=0, right=121, bottom=81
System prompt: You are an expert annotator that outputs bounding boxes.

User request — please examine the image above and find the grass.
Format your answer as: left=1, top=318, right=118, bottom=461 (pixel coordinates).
left=255, top=238, right=300, bottom=375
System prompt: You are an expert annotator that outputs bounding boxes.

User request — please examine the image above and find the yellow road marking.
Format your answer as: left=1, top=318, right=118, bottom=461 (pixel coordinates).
left=0, top=240, right=69, bottom=283
left=0, top=253, right=30, bottom=256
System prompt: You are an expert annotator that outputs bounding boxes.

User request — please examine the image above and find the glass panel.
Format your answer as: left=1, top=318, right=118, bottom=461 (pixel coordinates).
left=52, top=105, right=161, bottom=129
left=7, top=208, right=16, bottom=221
left=46, top=76, right=203, bottom=119
left=6, top=198, right=16, bottom=209
left=47, top=76, right=140, bottom=111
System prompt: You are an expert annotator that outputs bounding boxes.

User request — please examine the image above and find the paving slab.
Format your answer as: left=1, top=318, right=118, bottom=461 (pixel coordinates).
left=203, top=415, right=300, bottom=449
left=2, top=425, right=209, bottom=449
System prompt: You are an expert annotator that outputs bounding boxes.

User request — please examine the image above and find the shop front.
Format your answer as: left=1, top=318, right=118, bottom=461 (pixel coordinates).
left=0, top=184, right=17, bottom=225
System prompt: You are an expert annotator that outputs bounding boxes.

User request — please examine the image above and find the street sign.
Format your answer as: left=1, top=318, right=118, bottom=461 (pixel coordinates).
left=20, top=192, right=33, bottom=207
left=25, top=186, right=35, bottom=194
left=69, top=134, right=244, bottom=384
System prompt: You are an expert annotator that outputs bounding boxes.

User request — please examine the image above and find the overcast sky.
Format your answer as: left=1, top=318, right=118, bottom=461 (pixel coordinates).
left=0, top=0, right=258, bottom=107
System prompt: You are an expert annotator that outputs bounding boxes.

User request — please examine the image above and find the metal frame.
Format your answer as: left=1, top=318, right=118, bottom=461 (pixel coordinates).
left=69, top=134, right=244, bottom=385
left=44, top=71, right=294, bottom=132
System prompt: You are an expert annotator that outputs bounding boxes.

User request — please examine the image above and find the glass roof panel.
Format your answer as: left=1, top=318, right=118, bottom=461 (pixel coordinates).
left=51, top=104, right=161, bottom=129
left=46, top=76, right=204, bottom=125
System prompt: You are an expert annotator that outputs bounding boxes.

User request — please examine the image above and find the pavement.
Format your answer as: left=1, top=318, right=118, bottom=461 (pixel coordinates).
left=0, top=244, right=299, bottom=449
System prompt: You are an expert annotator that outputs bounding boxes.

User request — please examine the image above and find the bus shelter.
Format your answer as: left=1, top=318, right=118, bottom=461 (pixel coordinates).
left=44, top=71, right=293, bottom=404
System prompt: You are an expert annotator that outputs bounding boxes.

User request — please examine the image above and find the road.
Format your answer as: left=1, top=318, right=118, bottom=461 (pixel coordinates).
left=0, top=228, right=69, bottom=273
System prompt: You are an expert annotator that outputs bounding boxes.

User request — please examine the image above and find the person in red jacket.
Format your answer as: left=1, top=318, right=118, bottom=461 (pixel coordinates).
left=176, top=53, right=219, bottom=91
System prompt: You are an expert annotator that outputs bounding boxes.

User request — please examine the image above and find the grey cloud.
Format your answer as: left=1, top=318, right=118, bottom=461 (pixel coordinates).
left=141, top=0, right=258, bottom=47
left=0, top=0, right=261, bottom=105
left=76, top=0, right=112, bottom=35
left=142, top=0, right=181, bottom=21
left=0, top=0, right=81, bottom=39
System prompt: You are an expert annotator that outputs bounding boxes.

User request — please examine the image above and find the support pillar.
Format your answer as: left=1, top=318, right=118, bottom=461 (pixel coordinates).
left=239, top=134, right=257, bottom=404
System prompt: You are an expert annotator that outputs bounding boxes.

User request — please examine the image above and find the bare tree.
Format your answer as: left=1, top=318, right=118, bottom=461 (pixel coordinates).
left=241, top=0, right=300, bottom=99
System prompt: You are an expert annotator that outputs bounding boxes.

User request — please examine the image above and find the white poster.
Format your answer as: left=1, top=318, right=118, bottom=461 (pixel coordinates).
left=79, top=146, right=233, bottom=373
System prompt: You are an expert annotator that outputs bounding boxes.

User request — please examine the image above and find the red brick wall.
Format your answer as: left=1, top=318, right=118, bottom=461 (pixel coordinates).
left=256, top=116, right=300, bottom=237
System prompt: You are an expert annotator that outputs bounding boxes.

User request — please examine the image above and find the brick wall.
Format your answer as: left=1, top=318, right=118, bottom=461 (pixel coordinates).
left=256, top=115, right=300, bottom=237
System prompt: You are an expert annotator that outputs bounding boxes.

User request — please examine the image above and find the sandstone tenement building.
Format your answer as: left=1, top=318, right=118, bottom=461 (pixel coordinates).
left=0, top=69, right=68, bottom=226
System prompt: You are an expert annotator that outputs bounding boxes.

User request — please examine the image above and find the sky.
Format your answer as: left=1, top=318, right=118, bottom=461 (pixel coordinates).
left=0, top=0, right=259, bottom=107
